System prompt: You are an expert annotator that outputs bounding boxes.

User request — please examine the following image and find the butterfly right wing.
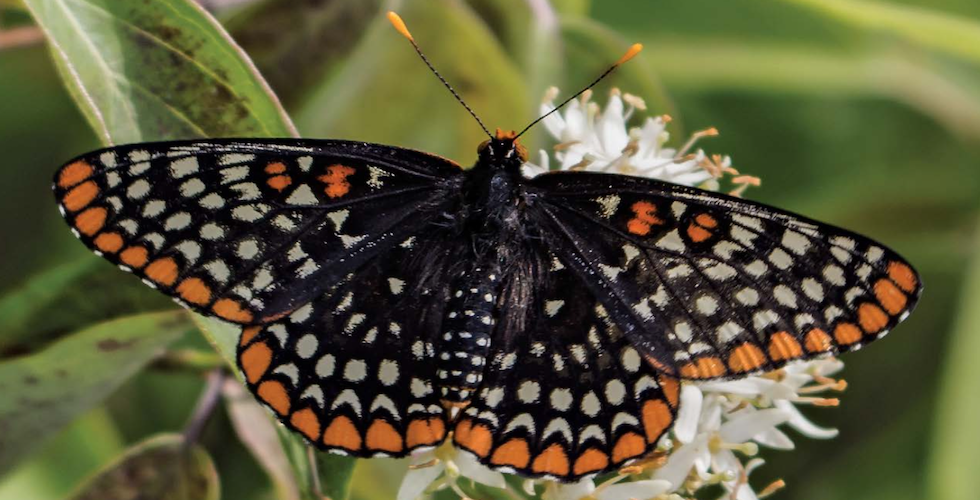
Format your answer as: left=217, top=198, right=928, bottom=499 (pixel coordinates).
left=53, top=139, right=462, bottom=324
left=528, top=171, right=921, bottom=380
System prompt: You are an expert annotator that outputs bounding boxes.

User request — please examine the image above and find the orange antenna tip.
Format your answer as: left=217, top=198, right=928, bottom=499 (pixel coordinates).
left=387, top=11, right=414, bottom=41
left=616, top=43, right=643, bottom=66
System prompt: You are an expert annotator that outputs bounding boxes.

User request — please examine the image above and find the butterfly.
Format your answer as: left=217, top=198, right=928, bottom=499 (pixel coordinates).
left=51, top=12, right=920, bottom=482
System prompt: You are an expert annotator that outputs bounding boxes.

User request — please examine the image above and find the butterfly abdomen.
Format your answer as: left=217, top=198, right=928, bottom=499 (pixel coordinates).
left=436, top=263, right=501, bottom=406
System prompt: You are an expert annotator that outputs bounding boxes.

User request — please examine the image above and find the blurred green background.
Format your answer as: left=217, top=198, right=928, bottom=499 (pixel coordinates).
left=1, top=0, right=979, bottom=499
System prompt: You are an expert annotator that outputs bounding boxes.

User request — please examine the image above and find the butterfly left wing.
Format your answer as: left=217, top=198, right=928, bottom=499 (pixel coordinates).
left=528, top=171, right=921, bottom=380
left=53, top=139, right=462, bottom=324
left=453, top=251, right=679, bottom=481
left=237, top=230, right=462, bottom=457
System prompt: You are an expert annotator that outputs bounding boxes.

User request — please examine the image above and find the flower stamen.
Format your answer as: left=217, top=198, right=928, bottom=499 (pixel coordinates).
left=759, top=479, right=787, bottom=498
left=676, top=127, right=719, bottom=158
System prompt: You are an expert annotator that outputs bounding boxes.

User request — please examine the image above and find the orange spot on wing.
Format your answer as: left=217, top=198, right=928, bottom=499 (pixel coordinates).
left=572, top=448, right=609, bottom=475
left=290, top=408, right=322, bottom=441
left=177, top=277, right=211, bottom=305
left=490, top=438, right=531, bottom=468
left=59, top=161, right=93, bottom=188
left=627, top=219, right=651, bottom=236
left=366, top=419, right=404, bottom=453
left=257, top=380, right=290, bottom=415
left=267, top=175, right=292, bottom=191
left=454, top=419, right=492, bottom=457
left=858, top=303, right=889, bottom=334
left=93, top=232, right=124, bottom=253
left=768, top=332, right=803, bottom=361
left=213, top=298, right=254, bottom=323
left=627, top=201, right=663, bottom=235
left=75, top=207, right=107, bottom=236
left=888, top=261, right=917, bottom=292
left=641, top=399, right=672, bottom=443
left=406, top=418, right=446, bottom=448
left=679, top=357, right=726, bottom=379
left=658, top=375, right=680, bottom=407
left=119, top=246, right=149, bottom=268
left=145, top=257, right=179, bottom=286
left=695, top=213, right=718, bottom=228
left=611, top=432, right=646, bottom=463
left=834, top=323, right=862, bottom=345
left=240, top=341, right=272, bottom=383
left=240, top=326, right=261, bottom=346
left=687, top=224, right=712, bottom=242
left=531, top=443, right=570, bottom=476
left=875, top=279, right=908, bottom=315
left=728, top=342, right=767, bottom=373
left=323, top=415, right=362, bottom=451
left=63, top=180, right=100, bottom=212
left=265, top=162, right=287, bottom=174
left=805, top=328, right=833, bottom=353
left=319, top=164, right=356, bottom=199
left=687, top=213, right=718, bottom=242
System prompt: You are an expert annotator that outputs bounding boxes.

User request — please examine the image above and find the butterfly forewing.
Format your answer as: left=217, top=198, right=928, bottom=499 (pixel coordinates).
left=53, top=139, right=462, bottom=324
left=530, top=171, right=921, bottom=380
left=453, top=250, right=679, bottom=480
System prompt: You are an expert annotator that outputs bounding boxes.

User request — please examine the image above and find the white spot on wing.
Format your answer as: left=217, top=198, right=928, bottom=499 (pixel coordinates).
left=286, top=184, right=318, bottom=206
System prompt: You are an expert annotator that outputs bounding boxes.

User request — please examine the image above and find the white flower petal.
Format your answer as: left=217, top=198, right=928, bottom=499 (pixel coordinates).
left=674, top=384, right=703, bottom=443
left=541, top=103, right=566, bottom=139
left=732, top=481, right=760, bottom=500
left=543, top=477, right=595, bottom=500
left=597, top=94, right=628, bottom=154
left=397, top=461, right=445, bottom=500
left=699, top=377, right=775, bottom=396
left=774, top=400, right=839, bottom=438
left=752, top=427, right=796, bottom=450
left=653, top=438, right=703, bottom=488
left=719, top=408, right=791, bottom=443
left=454, top=450, right=507, bottom=488
left=597, top=480, right=673, bottom=500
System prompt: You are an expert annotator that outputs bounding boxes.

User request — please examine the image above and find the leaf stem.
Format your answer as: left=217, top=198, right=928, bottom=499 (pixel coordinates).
left=183, top=369, right=225, bottom=447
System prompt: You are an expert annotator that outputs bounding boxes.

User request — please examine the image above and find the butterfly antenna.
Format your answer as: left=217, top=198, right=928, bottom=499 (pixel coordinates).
left=515, top=43, right=643, bottom=139
left=387, top=12, right=493, bottom=139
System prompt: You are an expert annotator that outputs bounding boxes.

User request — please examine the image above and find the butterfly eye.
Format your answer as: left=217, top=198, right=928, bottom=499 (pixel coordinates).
left=478, top=139, right=492, bottom=154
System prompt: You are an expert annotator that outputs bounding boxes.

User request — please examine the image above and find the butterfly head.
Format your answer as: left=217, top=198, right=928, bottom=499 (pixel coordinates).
left=478, top=128, right=528, bottom=170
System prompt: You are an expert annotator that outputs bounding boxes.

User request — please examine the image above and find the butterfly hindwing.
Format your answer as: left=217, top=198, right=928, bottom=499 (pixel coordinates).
left=529, top=171, right=921, bottom=380
left=53, top=139, right=462, bottom=324
left=452, top=251, right=679, bottom=480
left=237, top=231, right=460, bottom=456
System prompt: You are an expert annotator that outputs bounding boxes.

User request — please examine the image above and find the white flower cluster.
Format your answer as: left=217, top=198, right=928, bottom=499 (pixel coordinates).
left=397, top=89, right=841, bottom=500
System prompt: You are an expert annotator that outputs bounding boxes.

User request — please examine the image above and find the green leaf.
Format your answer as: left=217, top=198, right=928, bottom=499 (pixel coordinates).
left=222, top=381, right=300, bottom=500
left=558, top=17, right=676, bottom=129
left=66, top=434, right=219, bottom=500
left=927, top=216, right=980, bottom=500
left=0, top=311, right=189, bottom=476
left=315, top=453, right=357, bottom=500
left=637, top=41, right=980, bottom=140
left=224, top=0, right=383, bottom=108
left=468, top=0, right=564, bottom=152
left=295, top=0, right=528, bottom=163
left=0, top=259, right=97, bottom=349
left=22, top=0, right=296, bottom=144
left=778, top=0, right=980, bottom=65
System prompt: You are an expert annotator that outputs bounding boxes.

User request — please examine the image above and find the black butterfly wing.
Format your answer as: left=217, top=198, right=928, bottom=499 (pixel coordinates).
left=452, top=249, right=679, bottom=480
left=236, top=228, right=464, bottom=457
left=529, top=171, right=921, bottom=380
left=53, top=139, right=462, bottom=324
